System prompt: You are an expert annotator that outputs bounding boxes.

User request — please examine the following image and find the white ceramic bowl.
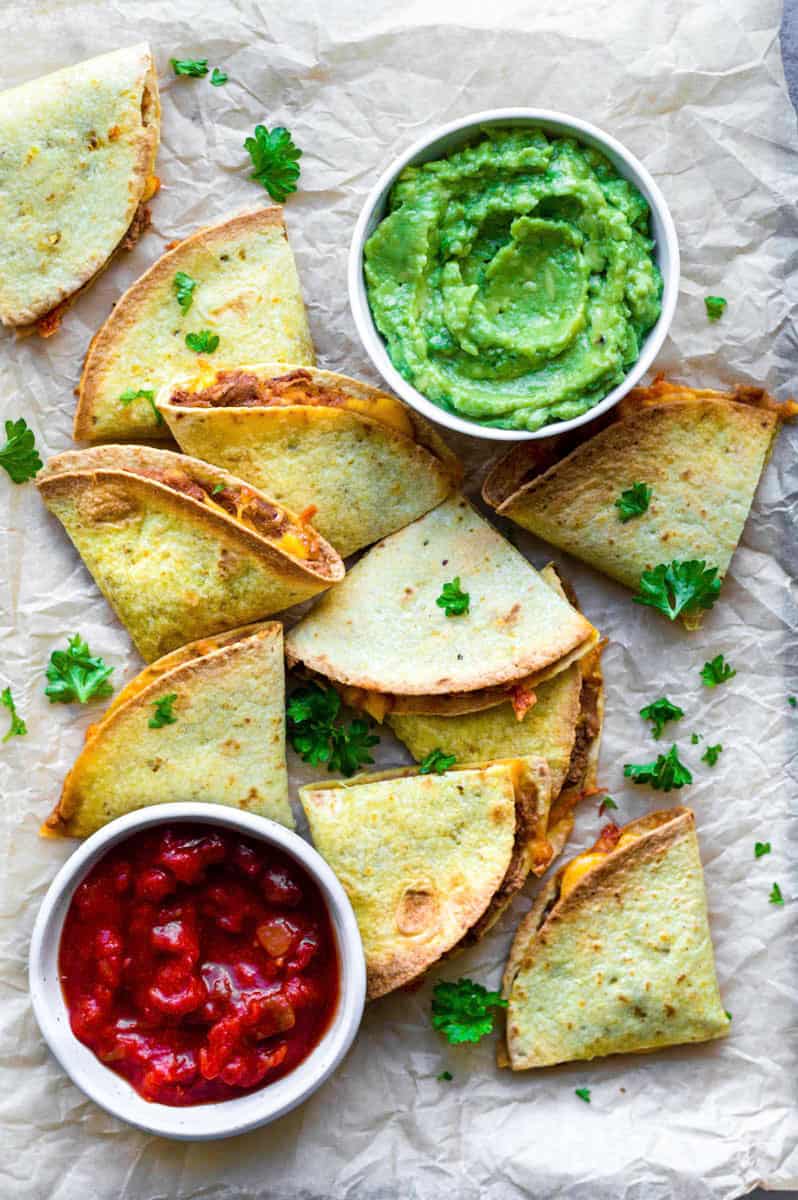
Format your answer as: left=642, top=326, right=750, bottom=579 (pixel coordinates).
left=348, top=107, right=679, bottom=442
left=29, top=803, right=366, bottom=1140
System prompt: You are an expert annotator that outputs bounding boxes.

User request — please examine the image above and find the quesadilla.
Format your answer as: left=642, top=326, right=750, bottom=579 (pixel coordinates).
left=0, top=44, right=160, bottom=333
left=499, top=808, right=730, bottom=1070
left=37, top=445, right=344, bottom=662
left=74, top=207, right=314, bottom=441
left=301, top=756, right=552, bottom=999
left=483, top=377, right=796, bottom=627
left=156, top=364, right=463, bottom=557
left=43, top=622, right=292, bottom=838
left=285, top=496, right=599, bottom=720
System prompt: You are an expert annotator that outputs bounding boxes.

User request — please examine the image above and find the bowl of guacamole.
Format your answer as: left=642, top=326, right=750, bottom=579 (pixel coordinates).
left=349, top=109, right=678, bottom=440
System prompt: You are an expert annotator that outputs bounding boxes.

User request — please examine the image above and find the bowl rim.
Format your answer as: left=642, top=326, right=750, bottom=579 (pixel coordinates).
left=347, top=106, right=680, bottom=442
left=28, top=802, right=366, bottom=1141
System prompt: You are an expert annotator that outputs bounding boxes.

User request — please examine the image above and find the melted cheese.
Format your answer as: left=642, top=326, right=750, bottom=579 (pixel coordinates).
left=276, top=531, right=310, bottom=560
left=558, top=831, right=641, bottom=900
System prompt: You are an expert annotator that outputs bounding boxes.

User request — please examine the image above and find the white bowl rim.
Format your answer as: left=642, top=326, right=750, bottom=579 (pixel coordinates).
left=348, top=106, right=680, bottom=443
left=28, top=802, right=366, bottom=1141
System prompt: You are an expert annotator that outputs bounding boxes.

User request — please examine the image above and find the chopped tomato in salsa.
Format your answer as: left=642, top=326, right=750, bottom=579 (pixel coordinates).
left=59, top=824, right=339, bottom=1106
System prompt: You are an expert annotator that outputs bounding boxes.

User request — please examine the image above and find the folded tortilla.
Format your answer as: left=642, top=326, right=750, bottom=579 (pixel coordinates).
left=0, top=44, right=160, bottom=333
left=156, top=364, right=463, bottom=558
left=499, top=808, right=730, bottom=1070
left=37, top=445, right=344, bottom=662
left=483, top=377, right=796, bottom=627
left=74, top=207, right=314, bottom=441
left=43, top=622, right=292, bottom=838
left=301, top=756, right=551, bottom=999
left=285, top=496, right=599, bottom=719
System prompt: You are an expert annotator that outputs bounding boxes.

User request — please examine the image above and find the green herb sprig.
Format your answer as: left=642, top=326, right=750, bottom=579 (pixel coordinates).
left=173, top=271, right=197, bottom=314
left=419, top=748, right=456, bottom=775
left=634, top=559, right=721, bottom=622
left=149, top=694, right=178, bottom=728
left=45, top=635, right=114, bottom=704
left=436, top=577, right=470, bottom=618
left=431, top=978, right=507, bottom=1045
left=185, top=330, right=219, bottom=354
left=639, top=697, right=684, bottom=739
left=119, top=388, right=163, bottom=426
left=0, top=418, right=42, bottom=483
left=1, top=687, right=26, bottom=741
left=624, top=744, right=692, bottom=791
left=244, top=125, right=302, bottom=202
left=615, top=482, right=651, bottom=523
left=700, top=655, right=736, bottom=688
left=287, top=683, right=379, bottom=776
left=705, top=296, right=727, bottom=321
left=171, top=57, right=209, bottom=77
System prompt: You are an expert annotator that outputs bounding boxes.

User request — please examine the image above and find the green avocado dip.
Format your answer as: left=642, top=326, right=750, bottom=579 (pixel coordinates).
left=363, top=127, right=663, bottom=432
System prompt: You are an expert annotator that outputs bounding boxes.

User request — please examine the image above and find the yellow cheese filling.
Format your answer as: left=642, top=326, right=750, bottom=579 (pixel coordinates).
left=559, top=831, right=640, bottom=899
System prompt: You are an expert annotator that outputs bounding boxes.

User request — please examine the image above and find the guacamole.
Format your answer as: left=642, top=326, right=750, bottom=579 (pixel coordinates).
left=364, top=128, right=663, bottom=431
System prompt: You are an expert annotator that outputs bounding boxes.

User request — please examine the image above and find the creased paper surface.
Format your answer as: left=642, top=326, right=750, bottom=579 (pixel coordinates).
left=0, top=1, right=796, bottom=1198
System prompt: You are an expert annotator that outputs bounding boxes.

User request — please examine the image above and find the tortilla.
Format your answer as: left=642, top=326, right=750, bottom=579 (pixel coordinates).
left=156, top=364, right=463, bottom=557
left=74, top=207, right=314, bottom=441
left=43, top=622, right=292, bottom=838
left=0, top=44, right=160, bottom=333
left=483, top=378, right=796, bottom=627
left=37, top=445, right=344, bottom=662
left=300, top=756, right=551, bottom=999
left=499, top=808, right=730, bottom=1070
left=285, top=496, right=599, bottom=719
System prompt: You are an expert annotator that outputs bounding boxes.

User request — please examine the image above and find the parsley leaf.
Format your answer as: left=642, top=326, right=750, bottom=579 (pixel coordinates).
left=1, top=687, right=26, bottom=741
left=624, top=744, right=692, bottom=791
left=119, top=387, right=164, bottom=426
left=725, top=1010, right=732, bottom=1021
left=149, top=693, right=178, bottom=728
left=789, top=696, right=797, bottom=708
left=705, top=296, right=727, bottom=321
left=185, top=330, right=219, bottom=354
left=598, top=795, right=618, bottom=816
left=639, top=697, right=684, bottom=739
left=615, top=481, right=652, bottom=523
left=754, top=841, right=771, bottom=859
left=701, top=743, right=723, bottom=766
left=287, top=683, right=379, bottom=776
left=211, top=483, right=225, bottom=495
left=633, top=559, right=721, bottom=622
left=769, top=882, right=784, bottom=906
left=431, top=978, right=507, bottom=1045
left=45, top=635, right=114, bottom=704
left=436, top=577, right=470, bottom=618
left=575, top=1087, right=591, bottom=1103
left=173, top=271, right=197, bottom=314
left=171, top=57, right=209, bottom=77
left=437, top=1070, right=453, bottom=1082
left=244, top=125, right=302, bottom=202
left=700, top=654, right=736, bottom=688
left=691, top=732, right=701, bottom=744
left=210, top=68, right=228, bottom=86
left=419, top=748, right=456, bottom=775
left=0, top=418, right=42, bottom=483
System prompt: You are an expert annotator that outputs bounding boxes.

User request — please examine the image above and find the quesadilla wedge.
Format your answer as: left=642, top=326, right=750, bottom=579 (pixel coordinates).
left=74, top=207, right=314, bottom=441
left=285, top=496, right=599, bottom=719
left=301, top=756, right=551, bottom=999
left=499, top=808, right=730, bottom=1070
left=0, top=44, right=160, bottom=333
left=37, top=445, right=344, bottom=662
left=156, top=364, right=463, bottom=557
left=43, top=622, right=292, bottom=838
left=483, top=377, right=797, bottom=628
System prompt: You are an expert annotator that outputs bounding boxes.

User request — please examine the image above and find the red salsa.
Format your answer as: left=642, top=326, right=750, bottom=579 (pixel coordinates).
left=59, top=823, right=339, bottom=1106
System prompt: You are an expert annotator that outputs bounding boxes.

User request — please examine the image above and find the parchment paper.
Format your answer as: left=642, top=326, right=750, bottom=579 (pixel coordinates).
left=1, top=2, right=796, bottom=1198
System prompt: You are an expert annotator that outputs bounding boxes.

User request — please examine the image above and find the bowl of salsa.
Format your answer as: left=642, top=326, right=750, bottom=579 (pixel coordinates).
left=29, top=803, right=366, bottom=1139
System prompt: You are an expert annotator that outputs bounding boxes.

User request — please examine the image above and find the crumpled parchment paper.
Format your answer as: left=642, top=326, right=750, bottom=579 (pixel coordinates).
left=1, top=1, right=797, bottom=1198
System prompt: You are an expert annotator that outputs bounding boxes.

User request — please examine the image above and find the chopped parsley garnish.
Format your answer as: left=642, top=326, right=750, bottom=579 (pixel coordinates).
left=119, top=387, right=163, bottom=425
left=624, top=744, right=692, bottom=791
left=615, top=481, right=652, bottom=523
left=149, top=694, right=178, bottom=728
left=45, top=635, right=114, bottom=704
left=211, top=483, right=225, bottom=495
left=419, top=748, right=456, bottom=775
left=287, top=682, right=378, bottom=776
left=705, top=296, right=727, bottom=321
left=0, top=418, right=42, bottom=483
left=769, top=882, right=784, bottom=906
left=725, top=1011, right=732, bottom=1021
left=437, top=1070, right=453, bottom=1082
left=436, top=577, right=470, bottom=617
left=1, top=687, right=26, bottom=741
left=691, top=733, right=701, bottom=744
left=789, top=696, right=796, bottom=709
left=700, top=654, right=736, bottom=688
left=173, top=271, right=197, bottom=314
left=171, top=57, right=209, bottom=77
left=754, top=841, right=771, bottom=859
left=244, top=125, right=302, bottom=202
left=575, top=1087, right=591, bottom=1103
left=185, top=330, right=219, bottom=354
left=639, top=697, right=684, bottom=739
left=210, top=68, right=228, bottom=86
left=431, top=978, right=507, bottom=1045
left=633, top=559, right=721, bottom=622
left=598, top=795, right=618, bottom=816
left=701, top=743, right=723, bottom=766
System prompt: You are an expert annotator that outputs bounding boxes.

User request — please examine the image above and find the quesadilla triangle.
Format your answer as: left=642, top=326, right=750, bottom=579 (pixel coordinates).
left=0, top=44, right=160, bottom=334
left=300, top=756, right=552, bottom=999
left=156, top=364, right=464, bottom=558
left=499, top=808, right=731, bottom=1070
left=285, top=496, right=599, bottom=720
left=483, top=377, right=797, bottom=628
left=74, top=207, right=314, bottom=442
left=43, top=623, right=293, bottom=839
left=37, top=445, right=344, bottom=663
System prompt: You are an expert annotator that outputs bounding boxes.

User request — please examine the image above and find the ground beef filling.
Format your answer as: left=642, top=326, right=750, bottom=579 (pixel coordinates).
left=169, top=369, right=350, bottom=410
